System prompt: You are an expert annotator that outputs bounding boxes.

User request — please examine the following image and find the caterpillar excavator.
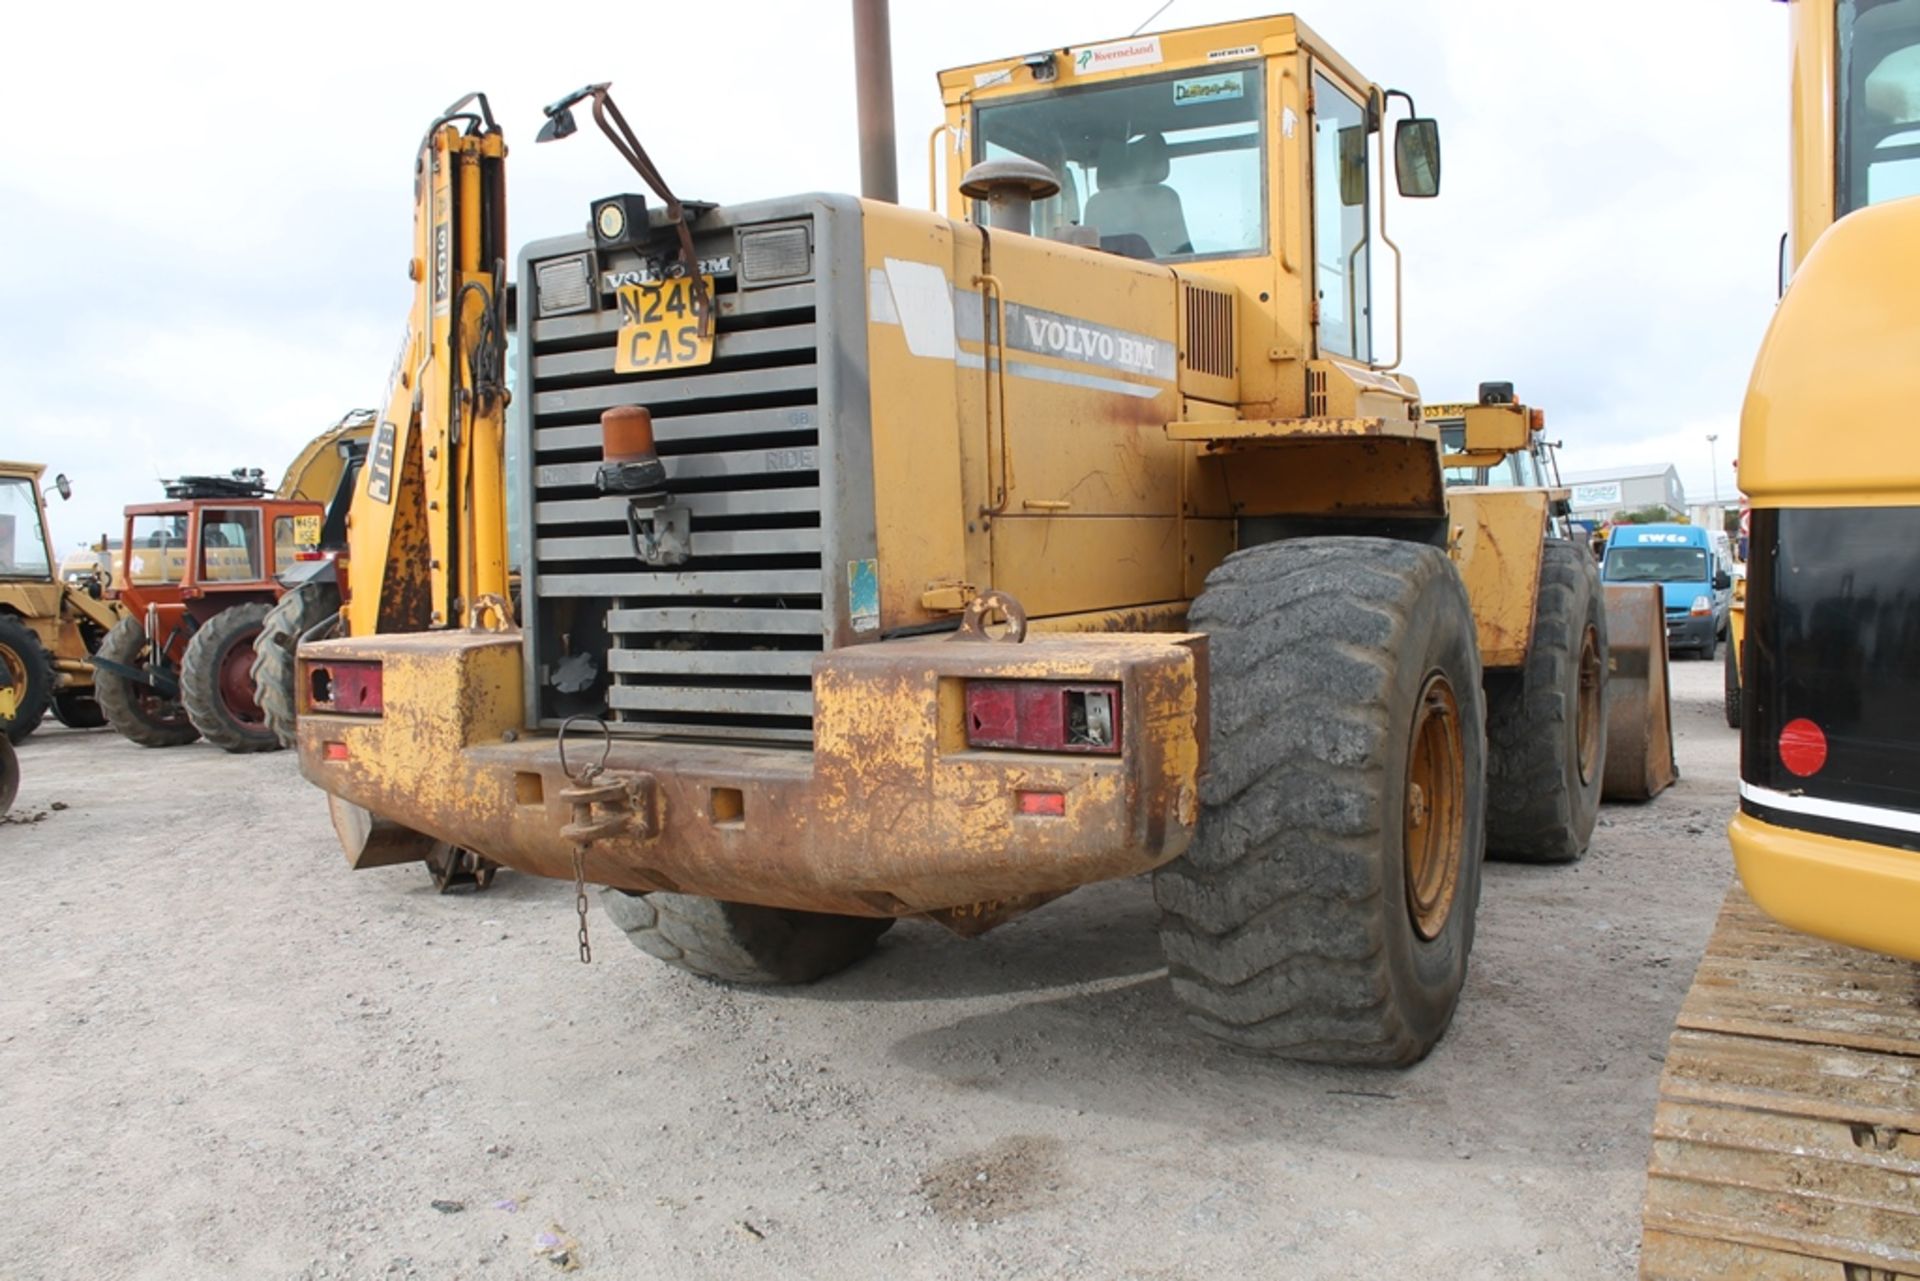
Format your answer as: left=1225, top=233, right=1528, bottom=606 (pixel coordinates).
left=290, top=10, right=1675, bottom=1054
left=1640, top=2, right=1920, bottom=1274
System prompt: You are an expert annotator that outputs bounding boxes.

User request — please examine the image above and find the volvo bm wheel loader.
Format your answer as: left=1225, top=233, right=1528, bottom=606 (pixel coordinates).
left=296, top=13, right=1665, bottom=1065
left=1640, top=1, right=1920, bottom=1274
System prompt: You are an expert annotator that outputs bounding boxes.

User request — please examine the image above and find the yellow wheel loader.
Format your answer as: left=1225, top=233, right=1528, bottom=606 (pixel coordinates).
left=1640, top=2, right=1920, bottom=1274
left=296, top=12, right=1664, bottom=1062
left=0, top=461, right=124, bottom=741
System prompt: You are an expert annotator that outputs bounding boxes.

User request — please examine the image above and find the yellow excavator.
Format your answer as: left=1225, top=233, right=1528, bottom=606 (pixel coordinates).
left=1640, top=2, right=1920, bottom=1275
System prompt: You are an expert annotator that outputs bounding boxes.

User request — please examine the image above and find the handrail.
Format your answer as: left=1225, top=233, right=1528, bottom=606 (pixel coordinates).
left=974, top=272, right=1014, bottom=514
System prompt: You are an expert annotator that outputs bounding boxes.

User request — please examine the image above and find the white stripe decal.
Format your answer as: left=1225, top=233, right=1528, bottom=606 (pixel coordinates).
left=1739, top=781, right=1920, bottom=836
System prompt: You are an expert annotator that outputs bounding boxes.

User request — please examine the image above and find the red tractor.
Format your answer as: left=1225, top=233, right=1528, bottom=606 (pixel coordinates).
left=92, top=472, right=327, bottom=752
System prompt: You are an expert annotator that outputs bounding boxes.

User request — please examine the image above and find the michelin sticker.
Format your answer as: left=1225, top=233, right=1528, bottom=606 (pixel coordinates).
left=1070, top=36, right=1162, bottom=75
left=1174, top=72, right=1244, bottom=106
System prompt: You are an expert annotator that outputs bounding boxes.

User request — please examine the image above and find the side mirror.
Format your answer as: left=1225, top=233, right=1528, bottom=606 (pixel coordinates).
left=54, top=474, right=71, bottom=500
left=1394, top=118, right=1442, bottom=198
left=1338, top=125, right=1368, bottom=208
left=1714, top=570, right=1732, bottom=591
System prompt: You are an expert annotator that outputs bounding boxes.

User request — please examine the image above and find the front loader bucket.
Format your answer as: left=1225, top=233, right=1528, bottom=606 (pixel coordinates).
left=1601, top=583, right=1677, bottom=801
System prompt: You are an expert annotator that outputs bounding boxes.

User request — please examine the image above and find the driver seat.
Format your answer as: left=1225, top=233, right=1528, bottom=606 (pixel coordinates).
left=1083, top=133, right=1192, bottom=257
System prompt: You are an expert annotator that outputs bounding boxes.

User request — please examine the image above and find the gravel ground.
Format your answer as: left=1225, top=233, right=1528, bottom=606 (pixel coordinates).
left=1, top=658, right=1736, bottom=1280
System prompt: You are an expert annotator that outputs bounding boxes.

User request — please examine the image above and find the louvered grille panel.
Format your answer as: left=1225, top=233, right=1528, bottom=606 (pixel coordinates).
left=526, top=241, right=826, bottom=743
left=1183, top=283, right=1235, bottom=380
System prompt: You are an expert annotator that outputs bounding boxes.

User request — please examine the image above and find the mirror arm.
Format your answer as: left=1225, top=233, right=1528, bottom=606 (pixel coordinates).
left=1373, top=88, right=1406, bottom=372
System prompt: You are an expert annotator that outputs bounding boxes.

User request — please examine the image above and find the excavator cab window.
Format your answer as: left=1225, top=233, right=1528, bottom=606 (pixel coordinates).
left=0, top=477, right=50, bottom=579
left=1838, top=0, right=1920, bottom=213
left=974, top=63, right=1266, bottom=260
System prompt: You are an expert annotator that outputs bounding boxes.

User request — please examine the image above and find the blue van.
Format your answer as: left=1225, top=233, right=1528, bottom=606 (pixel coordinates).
left=1602, top=523, right=1733, bottom=659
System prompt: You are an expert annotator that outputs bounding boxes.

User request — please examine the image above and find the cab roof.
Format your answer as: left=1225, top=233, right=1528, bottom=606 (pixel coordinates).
left=938, top=13, right=1374, bottom=106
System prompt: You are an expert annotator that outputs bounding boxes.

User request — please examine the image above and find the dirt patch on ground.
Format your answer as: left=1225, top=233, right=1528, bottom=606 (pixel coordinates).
left=918, top=1135, right=1066, bottom=1222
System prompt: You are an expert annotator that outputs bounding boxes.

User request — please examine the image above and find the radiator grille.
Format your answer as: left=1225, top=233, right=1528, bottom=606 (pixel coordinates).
left=526, top=252, right=825, bottom=742
left=1183, top=283, right=1235, bottom=380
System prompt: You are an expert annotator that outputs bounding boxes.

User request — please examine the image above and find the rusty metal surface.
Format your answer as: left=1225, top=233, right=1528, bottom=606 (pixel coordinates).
left=1445, top=488, right=1547, bottom=670
left=1641, top=888, right=1920, bottom=1278
left=297, top=629, right=1204, bottom=924
left=1602, top=583, right=1677, bottom=801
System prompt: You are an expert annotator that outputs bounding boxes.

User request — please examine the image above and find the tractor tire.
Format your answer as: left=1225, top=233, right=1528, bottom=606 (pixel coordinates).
left=1152, top=537, right=1487, bottom=1067
left=95, top=616, right=198, bottom=748
left=51, top=689, right=107, bottom=729
left=0, top=615, right=54, bottom=743
left=251, top=582, right=339, bottom=748
left=0, top=735, right=16, bottom=815
left=1723, top=638, right=1742, bottom=730
left=1484, top=540, right=1607, bottom=864
left=602, top=890, right=894, bottom=985
left=180, top=602, right=279, bottom=753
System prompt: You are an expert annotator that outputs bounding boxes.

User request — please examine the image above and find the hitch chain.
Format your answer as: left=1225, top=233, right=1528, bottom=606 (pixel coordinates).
left=556, top=716, right=619, bottom=965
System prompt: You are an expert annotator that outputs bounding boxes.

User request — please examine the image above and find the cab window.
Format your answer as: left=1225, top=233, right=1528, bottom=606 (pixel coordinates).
left=200, top=509, right=263, bottom=582
left=272, top=516, right=298, bottom=576
left=1838, top=0, right=1920, bottom=213
left=974, top=65, right=1266, bottom=260
left=0, top=477, right=51, bottom=579
left=128, top=515, right=188, bottom=584
left=1311, top=73, right=1371, bottom=362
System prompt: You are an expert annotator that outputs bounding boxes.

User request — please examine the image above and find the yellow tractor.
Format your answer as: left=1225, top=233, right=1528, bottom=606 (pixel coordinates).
left=1640, top=1, right=1920, bottom=1274
left=0, top=461, right=123, bottom=740
left=294, top=13, right=1665, bottom=1063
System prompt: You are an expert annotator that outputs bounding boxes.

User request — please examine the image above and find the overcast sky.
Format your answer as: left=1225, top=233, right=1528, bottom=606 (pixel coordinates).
left=0, top=0, right=1781, bottom=550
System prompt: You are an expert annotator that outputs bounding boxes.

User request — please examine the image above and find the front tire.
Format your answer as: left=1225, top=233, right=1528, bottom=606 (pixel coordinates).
left=602, top=891, right=894, bottom=985
left=180, top=602, right=279, bottom=753
left=51, top=689, right=107, bottom=729
left=94, top=617, right=198, bottom=748
left=0, top=615, right=54, bottom=743
left=1485, top=541, right=1607, bottom=864
left=1153, top=537, right=1487, bottom=1067
left=251, top=582, right=339, bottom=748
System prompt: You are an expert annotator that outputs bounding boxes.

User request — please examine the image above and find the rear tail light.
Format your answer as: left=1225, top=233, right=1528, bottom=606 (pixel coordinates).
left=307, top=660, right=383, bottom=715
left=965, top=681, right=1121, bottom=754
left=1778, top=717, right=1827, bottom=777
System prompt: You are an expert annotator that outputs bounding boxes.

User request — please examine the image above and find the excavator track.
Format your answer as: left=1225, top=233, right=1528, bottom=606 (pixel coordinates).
left=1641, top=887, right=1920, bottom=1279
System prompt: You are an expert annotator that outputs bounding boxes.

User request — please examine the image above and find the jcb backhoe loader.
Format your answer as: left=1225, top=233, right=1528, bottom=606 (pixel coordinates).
left=1640, top=1, right=1920, bottom=1274
left=297, top=13, right=1666, bottom=1065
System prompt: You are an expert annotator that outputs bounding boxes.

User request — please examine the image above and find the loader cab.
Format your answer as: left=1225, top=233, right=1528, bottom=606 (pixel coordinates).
left=942, top=13, right=1440, bottom=411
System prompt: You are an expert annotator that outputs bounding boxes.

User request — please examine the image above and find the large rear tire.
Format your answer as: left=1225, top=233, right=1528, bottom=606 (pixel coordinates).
left=180, top=602, right=279, bottom=753
left=602, top=891, right=894, bottom=985
left=251, top=582, right=339, bottom=748
left=0, top=615, right=54, bottom=743
left=1485, top=540, right=1607, bottom=864
left=94, top=617, right=198, bottom=748
left=1153, top=537, right=1487, bottom=1067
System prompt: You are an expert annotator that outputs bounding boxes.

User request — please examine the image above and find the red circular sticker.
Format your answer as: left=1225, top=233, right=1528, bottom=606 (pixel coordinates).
left=1778, top=718, right=1828, bottom=778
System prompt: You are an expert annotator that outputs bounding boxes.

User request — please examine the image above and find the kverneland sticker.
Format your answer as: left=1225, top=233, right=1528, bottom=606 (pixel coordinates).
left=1071, top=36, right=1163, bottom=75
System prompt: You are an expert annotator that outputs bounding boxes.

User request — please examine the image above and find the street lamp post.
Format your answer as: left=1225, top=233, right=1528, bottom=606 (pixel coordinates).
left=1707, top=433, right=1720, bottom=507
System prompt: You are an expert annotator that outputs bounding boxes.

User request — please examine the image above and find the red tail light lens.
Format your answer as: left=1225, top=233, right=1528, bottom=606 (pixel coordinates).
left=1778, top=717, right=1827, bottom=777
left=965, top=681, right=1121, bottom=754
left=1016, top=790, right=1066, bottom=816
left=306, top=660, right=383, bottom=715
